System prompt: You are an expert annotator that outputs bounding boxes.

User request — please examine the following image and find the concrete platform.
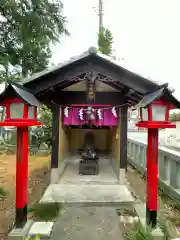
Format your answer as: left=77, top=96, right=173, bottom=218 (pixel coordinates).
left=40, top=184, right=134, bottom=208
left=50, top=206, right=125, bottom=240
left=59, top=156, right=119, bottom=185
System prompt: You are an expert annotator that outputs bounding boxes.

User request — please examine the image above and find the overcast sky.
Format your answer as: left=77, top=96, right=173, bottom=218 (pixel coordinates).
left=51, top=0, right=180, bottom=100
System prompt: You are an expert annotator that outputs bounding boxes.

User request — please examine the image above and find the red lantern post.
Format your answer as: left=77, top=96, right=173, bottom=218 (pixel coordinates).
left=0, top=81, right=42, bottom=228
left=136, top=85, right=180, bottom=227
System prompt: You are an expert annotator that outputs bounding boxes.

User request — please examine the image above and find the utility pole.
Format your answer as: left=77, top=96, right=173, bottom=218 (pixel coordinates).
left=92, top=0, right=103, bottom=45
left=98, top=0, right=103, bottom=34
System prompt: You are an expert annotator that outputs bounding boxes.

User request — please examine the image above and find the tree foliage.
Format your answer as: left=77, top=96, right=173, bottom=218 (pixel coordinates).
left=0, top=0, right=69, bottom=144
left=0, top=0, right=69, bottom=79
left=98, top=26, right=113, bottom=56
left=169, top=112, right=180, bottom=121
left=31, top=105, right=52, bottom=148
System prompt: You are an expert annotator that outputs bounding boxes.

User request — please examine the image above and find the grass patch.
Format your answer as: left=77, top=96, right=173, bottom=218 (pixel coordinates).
left=28, top=202, right=61, bottom=221
left=0, top=187, right=8, bottom=198
left=124, top=221, right=153, bottom=240
left=124, top=219, right=171, bottom=240
left=129, top=162, right=180, bottom=211
left=159, top=188, right=180, bottom=212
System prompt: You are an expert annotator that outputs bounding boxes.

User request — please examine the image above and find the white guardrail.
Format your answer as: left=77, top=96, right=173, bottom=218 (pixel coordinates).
left=127, top=137, right=180, bottom=203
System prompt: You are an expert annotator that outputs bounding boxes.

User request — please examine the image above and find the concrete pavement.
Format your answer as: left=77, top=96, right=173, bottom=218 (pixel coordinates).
left=51, top=206, right=125, bottom=240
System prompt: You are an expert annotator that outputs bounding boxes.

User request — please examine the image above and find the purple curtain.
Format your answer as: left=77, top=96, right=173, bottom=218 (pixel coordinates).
left=63, top=107, right=119, bottom=126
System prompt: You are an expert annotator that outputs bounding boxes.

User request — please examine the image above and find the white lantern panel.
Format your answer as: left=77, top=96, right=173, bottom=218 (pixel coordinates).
left=141, top=108, right=148, bottom=121
left=28, top=106, right=35, bottom=119
left=10, top=103, right=24, bottom=119
left=152, top=105, right=166, bottom=121
left=1, top=106, right=6, bottom=121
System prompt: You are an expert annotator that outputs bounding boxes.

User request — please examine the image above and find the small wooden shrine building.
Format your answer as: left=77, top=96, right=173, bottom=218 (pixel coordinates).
left=22, top=47, right=171, bottom=184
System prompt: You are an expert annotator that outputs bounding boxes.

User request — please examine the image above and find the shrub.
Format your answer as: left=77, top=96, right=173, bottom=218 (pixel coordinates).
left=28, top=202, right=61, bottom=221
left=0, top=187, right=8, bottom=198
left=124, top=222, right=153, bottom=240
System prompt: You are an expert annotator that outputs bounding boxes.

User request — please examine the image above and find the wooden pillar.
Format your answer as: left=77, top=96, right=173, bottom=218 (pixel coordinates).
left=146, top=128, right=158, bottom=227
left=119, top=105, right=128, bottom=184
left=116, top=123, right=120, bottom=168
left=58, top=107, right=67, bottom=178
left=51, top=104, right=60, bottom=183
left=16, top=127, right=28, bottom=228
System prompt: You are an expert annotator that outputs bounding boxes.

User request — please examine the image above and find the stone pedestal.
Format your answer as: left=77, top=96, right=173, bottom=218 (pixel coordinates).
left=151, top=228, right=164, bottom=240
left=8, top=220, right=34, bottom=240
left=135, top=203, right=164, bottom=240
left=79, top=159, right=99, bottom=175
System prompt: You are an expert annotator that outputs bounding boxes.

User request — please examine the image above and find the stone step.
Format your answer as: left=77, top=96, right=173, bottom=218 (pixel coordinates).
left=40, top=184, right=134, bottom=208
left=60, top=181, right=119, bottom=185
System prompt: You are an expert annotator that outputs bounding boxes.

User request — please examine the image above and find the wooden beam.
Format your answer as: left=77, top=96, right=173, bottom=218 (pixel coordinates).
left=57, top=80, right=80, bottom=90
left=42, top=91, right=125, bottom=105
left=51, top=104, right=60, bottom=169
left=27, top=64, right=92, bottom=94
left=91, top=62, right=155, bottom=94
left=125, top=89, right=135, bottom=96
left=98, top=80, right=123, bottom=91
left=119, top=104, right=128, bottom=170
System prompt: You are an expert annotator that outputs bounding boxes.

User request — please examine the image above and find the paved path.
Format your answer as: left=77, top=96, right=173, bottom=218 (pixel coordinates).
left=51, top=206, right=124, bottom=240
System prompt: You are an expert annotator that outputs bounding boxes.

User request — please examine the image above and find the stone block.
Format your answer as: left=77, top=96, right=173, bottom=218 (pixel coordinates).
left=135, top=203, right=146, bottom=226
left=119, top=168, right=125, bottom=185
left=50, top=168, right=59, bottom=184
left=28, top=221, right=54, bottom=240
left=8, top=220, right=34, bottom=240
left=151, top=227, right=164, bottom=240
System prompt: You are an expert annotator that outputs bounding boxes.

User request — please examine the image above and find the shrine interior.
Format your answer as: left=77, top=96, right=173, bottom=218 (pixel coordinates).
left=57, top=80, right=121, bottom=179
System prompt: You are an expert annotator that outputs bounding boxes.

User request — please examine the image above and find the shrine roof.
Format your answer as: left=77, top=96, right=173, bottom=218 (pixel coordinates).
left=21, top=47, right=173, bottom=95
left=0, top=81, right=40, bottom=106
left=136, top=83, right=180, bottom=109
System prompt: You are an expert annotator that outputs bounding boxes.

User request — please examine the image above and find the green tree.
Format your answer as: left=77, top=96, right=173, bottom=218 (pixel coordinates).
left=98, top=26, right=113, bottom=56
left=31, top=105, right=52, bottom=148
left=0, top=0, right=69, bottom=79
left=0, top=0, right=69, bottom=142
left=170, top=112, right=177, bottom=121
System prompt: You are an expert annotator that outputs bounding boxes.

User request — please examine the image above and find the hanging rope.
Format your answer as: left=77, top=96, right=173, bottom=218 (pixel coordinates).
left=50, top=101, right=128, bottom=111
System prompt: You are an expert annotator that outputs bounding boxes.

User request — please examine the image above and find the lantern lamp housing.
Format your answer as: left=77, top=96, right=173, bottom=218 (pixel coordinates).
left=0, top=81, right=42, bottom=127
left=136, top=84, right=180, bottom=129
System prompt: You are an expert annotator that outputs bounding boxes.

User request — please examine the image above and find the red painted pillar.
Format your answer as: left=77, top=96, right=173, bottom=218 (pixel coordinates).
left=146, top=128, right=158, bottom=227
left=16, top=127, right=28, bottom=228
